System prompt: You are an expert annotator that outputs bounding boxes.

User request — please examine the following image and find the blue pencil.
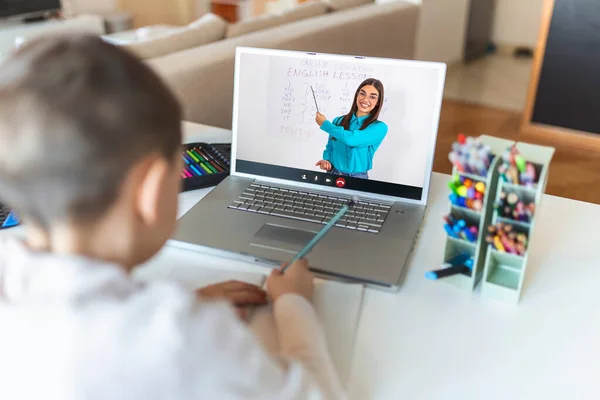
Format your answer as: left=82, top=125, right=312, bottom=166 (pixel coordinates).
left=283, top=196, right=358, bottom=272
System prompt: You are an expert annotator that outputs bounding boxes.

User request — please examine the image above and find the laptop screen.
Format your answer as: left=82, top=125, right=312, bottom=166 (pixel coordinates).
left=231, top=48, right=446, bottom=204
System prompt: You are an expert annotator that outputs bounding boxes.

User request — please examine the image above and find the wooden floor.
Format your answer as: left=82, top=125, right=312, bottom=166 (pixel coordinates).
left=434, top=100, right=600, bottom=205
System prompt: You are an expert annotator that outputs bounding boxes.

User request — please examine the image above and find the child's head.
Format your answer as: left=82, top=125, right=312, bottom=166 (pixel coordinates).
left=340, top=78, right=384, bottom=130
left=0, top=34, right=183, bottom=267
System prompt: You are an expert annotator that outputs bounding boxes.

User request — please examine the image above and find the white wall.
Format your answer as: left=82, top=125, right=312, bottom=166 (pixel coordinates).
left=491, top=0, right=544, bottom=48
left=194, top=0, right=211, bottom=19
left=375, top=0, right=470, bottom=65
left=62, top=0, right=117, bottom=14
left=414, top=0, right=471, bottom=64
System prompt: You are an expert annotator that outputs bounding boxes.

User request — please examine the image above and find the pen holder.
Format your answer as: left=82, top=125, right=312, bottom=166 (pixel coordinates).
left=180, top=142, right=231, bottom=192
left=480, top=141, right=555, bottom=304
left=439, top=135, right=517, bottom=291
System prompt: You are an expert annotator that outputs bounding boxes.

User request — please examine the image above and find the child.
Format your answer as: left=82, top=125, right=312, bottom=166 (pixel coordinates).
left=0, top=35, right=346, bottom=399
left=315, top=78, right=388, bottom=179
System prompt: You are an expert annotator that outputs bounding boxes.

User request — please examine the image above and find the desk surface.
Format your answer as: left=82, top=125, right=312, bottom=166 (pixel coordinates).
left=179, top=122, right=600, bottom=399
left=5, top=121, right=600, bottom=399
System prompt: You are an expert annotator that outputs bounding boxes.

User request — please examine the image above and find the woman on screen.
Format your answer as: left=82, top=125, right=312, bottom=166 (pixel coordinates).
left=314, top=78, right=388, bottom=180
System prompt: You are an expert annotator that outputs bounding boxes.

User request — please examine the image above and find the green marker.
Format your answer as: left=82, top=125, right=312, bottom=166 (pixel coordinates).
left=192, top=149, right=217, bottom=173
left=186, top=150, right=200, bottom=163
left=515, top=155, right=526, bottom=173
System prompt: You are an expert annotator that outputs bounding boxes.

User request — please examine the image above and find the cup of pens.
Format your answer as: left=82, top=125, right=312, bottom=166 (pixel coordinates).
left=486, top=222, right=528, bottom=256
left=448, top=134, right=494, bottom=177
left=498, top=145, right=539, bottom=188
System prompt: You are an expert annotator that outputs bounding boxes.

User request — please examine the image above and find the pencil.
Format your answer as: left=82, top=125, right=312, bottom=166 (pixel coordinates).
left=283, top=196, right=358, bottom=272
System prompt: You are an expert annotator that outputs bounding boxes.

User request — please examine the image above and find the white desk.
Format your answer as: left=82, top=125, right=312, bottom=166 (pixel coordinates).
left=5, top=121, right=600, bottom=399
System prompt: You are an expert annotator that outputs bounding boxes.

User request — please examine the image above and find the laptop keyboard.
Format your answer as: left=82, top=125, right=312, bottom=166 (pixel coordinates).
left=228, top=182, right=392, bottom=234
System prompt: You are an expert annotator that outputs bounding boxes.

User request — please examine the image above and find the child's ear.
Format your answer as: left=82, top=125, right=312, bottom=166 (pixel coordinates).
left=136, top=155, right=169, bottom=227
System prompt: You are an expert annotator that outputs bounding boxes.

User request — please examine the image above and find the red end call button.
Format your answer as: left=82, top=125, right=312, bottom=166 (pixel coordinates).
left=335, top=177, right=346, bottom=188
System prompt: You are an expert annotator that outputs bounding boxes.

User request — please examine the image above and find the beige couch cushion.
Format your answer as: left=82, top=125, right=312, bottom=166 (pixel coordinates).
left=227, top=2, right=329, bottom=38
left=148, top=1, right=419, bottom=129
left=280, top=1, right=330, bottom=23
left=124, top=13, right=227, bottom=59
left=323, top=0, right=373, bottom=11
left=226, top=14, right=284, bottom=38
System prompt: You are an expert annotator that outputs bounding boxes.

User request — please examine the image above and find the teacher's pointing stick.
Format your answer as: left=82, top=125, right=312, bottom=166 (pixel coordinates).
left=310, top=85, right=319, bottom=113
left=283, top=196, right=358, bottom=272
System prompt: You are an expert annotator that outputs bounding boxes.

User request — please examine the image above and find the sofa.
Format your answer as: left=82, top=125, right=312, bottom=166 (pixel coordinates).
left=127, top=0, right=420, bottom=129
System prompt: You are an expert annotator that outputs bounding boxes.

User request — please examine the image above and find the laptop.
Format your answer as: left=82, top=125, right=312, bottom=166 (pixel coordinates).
left=169, top=47, right=446, bottom=291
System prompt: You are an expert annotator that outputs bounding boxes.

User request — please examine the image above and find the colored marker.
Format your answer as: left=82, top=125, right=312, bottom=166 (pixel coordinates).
left=445, top=223, right=459, bottom=238
left=187, top=166, right=199, bottom=176
left=181, top=153, right=205, bottom=176
left=182, top=152, right=195, bottom=165
left=196, top=147, right=226, bottom=172
left=492, top=236, right=504, bottom=252
left=189, top=149, right=215, bottom=173
left=183, top=152, right=204, bottom=172
left=186, top=149, right=204, bottom=165
left=425, top=253, right=473, bottom=280
left=187, top=149, right=213, bottom=174
left=195, top=150, right=219, bottom=174
left=193, top=148, right=220, bottom=173
left=182, top=168, right=193, bottom=178
left=1, top=211, right=20, bottom=228
left=425, top=264, right=471, bottom=280
left=188, top=163, right=204, bottom=176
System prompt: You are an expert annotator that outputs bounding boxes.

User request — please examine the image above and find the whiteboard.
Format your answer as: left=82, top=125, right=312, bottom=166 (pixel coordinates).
left=235, top=52, right=443, bottom=188
left=267, top=56, right=392, bottom=142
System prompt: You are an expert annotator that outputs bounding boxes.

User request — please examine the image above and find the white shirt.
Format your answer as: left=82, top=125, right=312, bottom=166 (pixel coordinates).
left=0, top=237, right=346, bottom=399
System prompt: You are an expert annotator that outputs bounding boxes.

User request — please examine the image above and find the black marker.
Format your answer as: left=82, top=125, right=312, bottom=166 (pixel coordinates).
left=425, top=264, right=471, bottom=280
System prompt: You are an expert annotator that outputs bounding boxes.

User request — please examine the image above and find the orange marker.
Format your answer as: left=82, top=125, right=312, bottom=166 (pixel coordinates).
left=493, top=236, right=505, bottom=252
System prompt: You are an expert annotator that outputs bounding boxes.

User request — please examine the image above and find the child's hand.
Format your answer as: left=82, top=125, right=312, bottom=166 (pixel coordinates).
left=315, top=112, right=327, bottom=126
left=266, top=259, right=314, bottom=302
left=197, top=281, right=268, bottom=318
left=315, top=160, right=332, bottom=171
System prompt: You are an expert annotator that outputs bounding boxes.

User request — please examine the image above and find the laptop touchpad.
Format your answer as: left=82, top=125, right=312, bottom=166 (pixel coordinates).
left=250, top=224, right=315, bottom=254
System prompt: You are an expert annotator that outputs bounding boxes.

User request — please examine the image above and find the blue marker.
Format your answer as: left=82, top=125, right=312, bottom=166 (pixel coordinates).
left=182, top=153, right=205, bottom=176
left=188, top=163, right=203, bottom=176
left=2, top=211, right=20, bottom=229
left=425, top=264, right=471, bottom=280
left=444, top=223, right=459, bottom=238
left=283, top=196, right=358, bottom=272
left=425, top=253, right=474, bottom=280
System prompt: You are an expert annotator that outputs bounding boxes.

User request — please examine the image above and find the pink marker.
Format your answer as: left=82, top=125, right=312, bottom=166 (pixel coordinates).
left=527, top=163, right=536, bottom=179
left=500, top=236, right=517, bottom=254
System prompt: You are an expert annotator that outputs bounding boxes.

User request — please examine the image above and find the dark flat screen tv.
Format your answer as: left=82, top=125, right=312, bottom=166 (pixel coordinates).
left=0, top=0, right=61, bottom=20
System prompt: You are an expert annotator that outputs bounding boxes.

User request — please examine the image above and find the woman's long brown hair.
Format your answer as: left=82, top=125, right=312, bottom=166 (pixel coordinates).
left=338, top=78, right=384, bottom=130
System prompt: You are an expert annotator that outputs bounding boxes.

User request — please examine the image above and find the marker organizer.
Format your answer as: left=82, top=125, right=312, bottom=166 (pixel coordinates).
left=433, top=134, right=555, bottom=304
left=481, top=141, right=554, bottom=304
left=437, top=134, right=513, bottom=291
left=181, top=143, right=231, bottom=191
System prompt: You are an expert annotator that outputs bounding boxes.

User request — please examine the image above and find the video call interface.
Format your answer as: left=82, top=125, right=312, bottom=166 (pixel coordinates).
left=234, top=52, right=444, bottom=200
